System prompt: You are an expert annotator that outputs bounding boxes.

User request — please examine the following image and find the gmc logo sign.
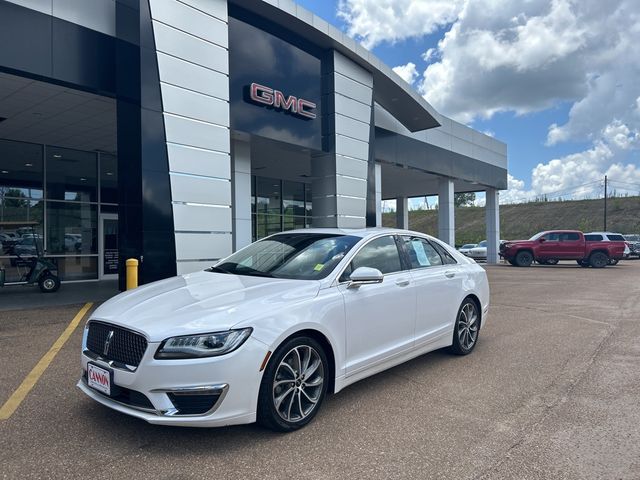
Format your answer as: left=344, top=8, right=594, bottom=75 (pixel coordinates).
left=249, top=83, right=317, bottom=119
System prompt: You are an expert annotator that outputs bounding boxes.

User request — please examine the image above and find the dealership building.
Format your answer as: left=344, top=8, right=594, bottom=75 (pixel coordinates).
left=0, top=0, right=507, bottom=287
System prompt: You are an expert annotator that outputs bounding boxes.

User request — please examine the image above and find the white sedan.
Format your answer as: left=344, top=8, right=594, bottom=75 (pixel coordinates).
left=78, top=228, right=490, bottom=431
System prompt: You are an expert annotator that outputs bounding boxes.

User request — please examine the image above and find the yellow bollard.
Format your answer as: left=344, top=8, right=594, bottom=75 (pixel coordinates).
left=126, top=258, right=139, bottom=290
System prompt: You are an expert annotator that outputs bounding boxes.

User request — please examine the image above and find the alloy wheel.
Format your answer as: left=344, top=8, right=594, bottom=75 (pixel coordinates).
left=457, top=302, right=479, bottom=351
left=43, top=278, right=55, bottom=290
left=272, top=345, right=324, bottom=423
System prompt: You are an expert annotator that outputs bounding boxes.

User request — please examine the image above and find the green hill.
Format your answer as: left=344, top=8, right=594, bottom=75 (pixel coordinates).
left=382, top=196, right=640, bottom=245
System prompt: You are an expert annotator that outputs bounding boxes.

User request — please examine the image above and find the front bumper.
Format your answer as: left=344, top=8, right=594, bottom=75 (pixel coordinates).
left=78, top=336, right=268, bottom=427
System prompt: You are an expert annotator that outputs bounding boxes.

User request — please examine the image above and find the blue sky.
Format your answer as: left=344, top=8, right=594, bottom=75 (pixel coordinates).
left=296, top=0, right=640, bottom=205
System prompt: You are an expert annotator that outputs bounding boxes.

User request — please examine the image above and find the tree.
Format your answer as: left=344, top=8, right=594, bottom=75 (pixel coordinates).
left=454, top=192, right=476, bottom=207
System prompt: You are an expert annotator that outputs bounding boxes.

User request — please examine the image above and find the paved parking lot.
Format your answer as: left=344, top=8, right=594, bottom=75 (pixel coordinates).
left=1, top=262, right=639, bottom=479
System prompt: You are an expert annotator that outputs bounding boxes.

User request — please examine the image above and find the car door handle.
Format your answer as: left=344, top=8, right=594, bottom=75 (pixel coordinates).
left=444, top=270, right=456, bottom=278
left=395, top=279, right=410, bottom=287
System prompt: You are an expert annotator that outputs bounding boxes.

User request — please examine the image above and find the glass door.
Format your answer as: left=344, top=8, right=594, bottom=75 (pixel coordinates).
left=99, top=214, right=118, bottom=279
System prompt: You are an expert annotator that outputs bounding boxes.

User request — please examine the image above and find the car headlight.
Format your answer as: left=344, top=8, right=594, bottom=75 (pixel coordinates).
left=155, top=328, right=253, bottom=359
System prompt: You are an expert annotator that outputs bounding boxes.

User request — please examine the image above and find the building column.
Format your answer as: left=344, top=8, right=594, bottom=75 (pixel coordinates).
left=438, top=178, right=455, bottom=246
left=396, top=196, right=409, bottom=229
left=231, top=139, right=252, bottom=251
left=375, top=163, right=382, bottom=226
left=486, top=188, right=500, bottom=264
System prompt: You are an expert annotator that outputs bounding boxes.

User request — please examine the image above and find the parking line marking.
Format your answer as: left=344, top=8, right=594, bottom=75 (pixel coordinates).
left=0, top=302, right=93, bottom=420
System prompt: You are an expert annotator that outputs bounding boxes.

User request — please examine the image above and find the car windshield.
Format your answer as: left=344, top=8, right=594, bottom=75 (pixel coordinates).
left=209, top=233, right=361, bottom=280
left=461, top=244, right=476, bottom=249
left=477, top=241, right=487, bottom=247
left=529, top=232, right=546, bottom=240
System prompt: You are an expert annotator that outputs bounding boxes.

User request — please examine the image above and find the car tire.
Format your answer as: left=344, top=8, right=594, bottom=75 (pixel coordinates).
left=449, top=298, right=480, bottom=356
left=38, top=273, right=60, bottom=293
left=507, top=259, right=516, bottom=266
left=515, top=251, right=533, bottom=267
left=257, top=336, right=329, bottom=432
left=608, top=258, right=619, bottom=265
left=589, top=252, right=609, bottom=268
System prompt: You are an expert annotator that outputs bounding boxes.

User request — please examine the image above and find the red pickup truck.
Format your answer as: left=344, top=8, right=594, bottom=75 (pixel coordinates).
left=499, top=230, right=626, bottom=268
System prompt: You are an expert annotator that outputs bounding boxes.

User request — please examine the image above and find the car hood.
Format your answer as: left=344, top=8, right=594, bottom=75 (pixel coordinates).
left=91, top=271, right=321, bottom=342
left=503, top=240, right=536, bottom=246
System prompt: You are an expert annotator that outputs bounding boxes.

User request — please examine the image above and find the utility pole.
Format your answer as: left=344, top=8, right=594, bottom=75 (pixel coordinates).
left=604, top=175, right=608, bottom=231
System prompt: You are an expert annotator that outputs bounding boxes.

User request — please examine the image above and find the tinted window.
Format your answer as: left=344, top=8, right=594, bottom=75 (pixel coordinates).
left=342, top=236, right=402, bottom=280
left=607, top=234, right=625, bottom=241
left=402, top=236, right=443, bottom=268
left=561, top=232, right=580, bottom=241
left=543, top=233, right=560, bottom=241
left=585, top=234, right=603, bottom=241
left=433, top=242, right=458, bottom=264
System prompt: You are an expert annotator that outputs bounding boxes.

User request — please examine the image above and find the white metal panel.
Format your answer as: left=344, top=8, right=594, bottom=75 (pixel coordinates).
left=163, top=113, right=230, bottom=153
left=334, top=155, right=368, bottom=179
left=52, top=0, right=115, bottom=36
left=336, top=215, right=366, bottom=229
left=172, top=203, right=232, bottom=232
left=335, top=134, right=369, bottom=161
left=335, top=93, right=371, bottom=123
left=333, top=51, right=373, bottom=88
left=157, top=52, right=229, bottom=101
left=170, top=174, right=231, bottom=205
left=177, top=0, right=227, bottom=22
left=175, top=232, right=232, bottom=261
left=336, top=195, right=367, bottom=217
left=149, top=0, right=228, bottom=48
left=167, top=143, right=231, bottom=179
left=334, top=113, right=370, bottom=142
left=161, top=83, right=229, bottom=127
left=336, top=175, right=367, bottom=198
left=153, top=20, right=228, bottom=74
left=334, top=73, right=372, bottom=106
left=451, top=137, right=473, bottom=158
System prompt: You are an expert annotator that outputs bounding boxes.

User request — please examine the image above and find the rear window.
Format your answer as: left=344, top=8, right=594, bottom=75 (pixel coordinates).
left=607, top=234, right=625, bottom=241
left=561, top=232, right=580, bottom=241
left=585, top=234, right=603, bottom=241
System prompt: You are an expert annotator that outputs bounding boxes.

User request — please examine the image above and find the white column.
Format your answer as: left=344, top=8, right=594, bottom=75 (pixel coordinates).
left=375, top=163, right=382, bottom=227
left=438, top=178, right=455, bottom=246
left=231, top=139, right=252, bottom=251
left=486, top=188, right=500, bottom=264
left=396, top=196, right=408, bottom=229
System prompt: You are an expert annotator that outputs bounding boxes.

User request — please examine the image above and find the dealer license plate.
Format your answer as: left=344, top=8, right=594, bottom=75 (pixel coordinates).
left=87, top=363, right=112, bottom=396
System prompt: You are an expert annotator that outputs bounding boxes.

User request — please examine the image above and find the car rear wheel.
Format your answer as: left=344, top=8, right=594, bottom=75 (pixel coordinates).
left=515, top=251, right=533, bottom=267
left=38, top=273, right=60, bottom=293
left=257, top=336, right=328, bottom=432
left=449, top=298, right=479, bottom=355
left=589, top=252, right=609, bottom=268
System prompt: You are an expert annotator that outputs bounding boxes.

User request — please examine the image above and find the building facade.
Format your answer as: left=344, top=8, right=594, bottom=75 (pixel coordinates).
left=0, top=0, right=507, bottom=288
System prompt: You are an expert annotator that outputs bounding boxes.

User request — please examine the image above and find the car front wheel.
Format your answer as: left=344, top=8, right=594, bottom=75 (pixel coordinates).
left=449, top=298, right=480, bottom=355
left=257, top=336, right=328, bottom=432
left=515, top=250, right=533, bottom=267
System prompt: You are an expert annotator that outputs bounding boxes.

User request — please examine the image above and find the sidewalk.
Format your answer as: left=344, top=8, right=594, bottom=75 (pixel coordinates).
left=0, top=280, right=119, bottom=312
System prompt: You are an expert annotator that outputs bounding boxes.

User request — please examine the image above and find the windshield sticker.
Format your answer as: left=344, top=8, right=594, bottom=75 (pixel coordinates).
left=412, top=240, right=430, bottom=266
left=314, top=263, right=324, bottom=272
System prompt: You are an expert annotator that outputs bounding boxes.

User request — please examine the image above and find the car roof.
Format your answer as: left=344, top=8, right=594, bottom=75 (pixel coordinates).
left=269, top=227, right=430, bottom=240
left=585, top=231, right=622, bottom=235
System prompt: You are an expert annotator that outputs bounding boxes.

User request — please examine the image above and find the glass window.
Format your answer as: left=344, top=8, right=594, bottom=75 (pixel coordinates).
left=213, top=233, right=359, bottom=280
left=283, top=180, right=305, bottom=217
left=0, top=139, right=43, bottom=199
left=48, top=256, right=98, bottom=281
left=46, top=201, right=97, bottom=254
left=46, top=147, right=98, bottom=202
left=543, top=232, right=560, bottom=241
left=347, top=236, right=403, bottom=276
left=607, top=234, right=625, bottom=241
left=255, top=177, right=281, bottom=215
left=561, top=232, right=580, bottom=241
left=254, top=214, right=282, bottom=239
left=433, top=242, right=458, bottom=264
left=305, top=183, right=312, bottom=218
left=100, top=154, right=118, bottom=204
left=585, top=234, right=603, bottom=241
left=402, top=236, right=444, bottom=268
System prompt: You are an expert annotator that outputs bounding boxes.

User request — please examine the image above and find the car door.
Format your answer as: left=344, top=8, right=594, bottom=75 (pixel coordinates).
left=338, top=235, right=416, bottom=376
left=538, top=232, right=560, bottom=258
left=558, top=232, right=582, bottom=258
left=400, top=236, right=463, bottom=347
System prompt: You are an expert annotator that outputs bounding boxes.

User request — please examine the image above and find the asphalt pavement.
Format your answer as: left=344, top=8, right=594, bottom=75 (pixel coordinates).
left=1, top=261, right=639, bottom=479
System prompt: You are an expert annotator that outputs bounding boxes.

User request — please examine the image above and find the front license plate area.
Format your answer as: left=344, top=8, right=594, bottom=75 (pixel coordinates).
left=87, top=362, right=113, bottom=396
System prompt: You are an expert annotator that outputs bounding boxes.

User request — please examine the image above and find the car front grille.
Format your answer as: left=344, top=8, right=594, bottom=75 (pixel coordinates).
left=86, top=321, right=148, bottom=367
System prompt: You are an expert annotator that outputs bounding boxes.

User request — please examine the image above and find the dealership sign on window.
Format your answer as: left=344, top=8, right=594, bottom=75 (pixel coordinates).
left=249, top=83, right=317, bottom=119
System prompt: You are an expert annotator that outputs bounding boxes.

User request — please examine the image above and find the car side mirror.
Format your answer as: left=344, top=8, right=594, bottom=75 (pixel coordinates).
left=539, top=238, right=546, bottom=243
left=347, top=267, right=384, bottom=288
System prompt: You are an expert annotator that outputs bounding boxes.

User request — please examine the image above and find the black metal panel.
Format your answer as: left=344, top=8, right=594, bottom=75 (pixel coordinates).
left=366, top=93, right=377, bottom=227
left=0, top=1, right=52, bottom=78
left=374, top=127, right=508, bottom=190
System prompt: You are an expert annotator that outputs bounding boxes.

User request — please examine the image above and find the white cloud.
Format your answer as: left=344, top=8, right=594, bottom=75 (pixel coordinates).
left=392, top=62, right=419, bottom=84
left=337, top=0, right=464, bottom=49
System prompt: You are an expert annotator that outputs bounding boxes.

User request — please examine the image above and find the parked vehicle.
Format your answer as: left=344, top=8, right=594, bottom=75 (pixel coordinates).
left=78, top=228, right=490, bottom=431
left=500, top=230, right=626, bottom=268
left=585, top=232, right=630, bottom=265
left=0, top=232, right=20, bottom=254
left=623, top=234, right=640, bottom=258
left=458, top=243, right=477, bottom=255
left=465, top=240, right=506, bottom=261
